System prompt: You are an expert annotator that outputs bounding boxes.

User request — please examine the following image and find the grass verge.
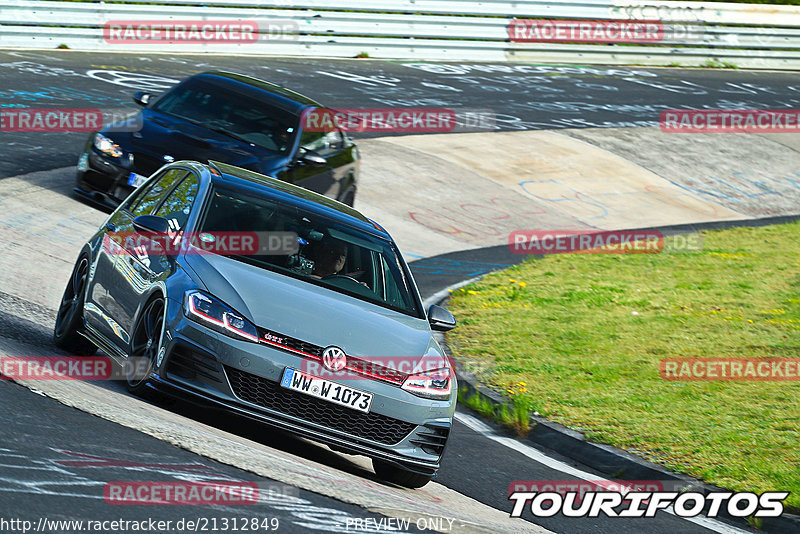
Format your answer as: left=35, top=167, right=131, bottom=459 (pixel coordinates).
left=447, top=223, right=800, bottom=509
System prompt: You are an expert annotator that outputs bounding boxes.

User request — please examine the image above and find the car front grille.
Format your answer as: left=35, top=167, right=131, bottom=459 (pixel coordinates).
left=258, top=327, right=323, bottom=358
left=256, top=327, right=408, bottom=385
left=132, top=152, right=166, bottom=176
left=225, top=366, right=416, bottom=445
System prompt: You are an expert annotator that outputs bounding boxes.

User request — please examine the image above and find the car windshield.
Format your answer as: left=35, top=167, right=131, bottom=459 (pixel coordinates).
left=198, top=187, right=423, bottom=318
left=152, top=78, right=298, bottom=153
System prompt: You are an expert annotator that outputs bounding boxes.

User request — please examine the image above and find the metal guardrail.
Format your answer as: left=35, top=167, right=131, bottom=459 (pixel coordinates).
left=1, top=0, right=800, bottom=69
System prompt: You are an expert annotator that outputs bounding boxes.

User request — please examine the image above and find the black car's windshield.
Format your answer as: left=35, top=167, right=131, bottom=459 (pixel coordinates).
left=199, top=187, right=423, bottom=318
left=152, top=79, right=298, bottom=153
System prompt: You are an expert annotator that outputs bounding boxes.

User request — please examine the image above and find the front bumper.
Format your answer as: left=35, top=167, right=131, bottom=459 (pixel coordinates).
left=149, top=307, right=455, bottom=476
left=75, top=149, right=139, bottom=206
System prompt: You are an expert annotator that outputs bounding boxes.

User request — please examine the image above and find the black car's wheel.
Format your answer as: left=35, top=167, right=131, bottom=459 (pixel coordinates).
left=54, top=255, right=97, bottom=355
left=372, top=459, right=434, bottom=489
left=126, top=296, right=165, bottom=396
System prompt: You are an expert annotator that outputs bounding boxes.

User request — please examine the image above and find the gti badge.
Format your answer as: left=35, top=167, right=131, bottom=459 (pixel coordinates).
left=263, top=332, right=284, bottom=345
left=322, top=346, right=347, bottom=372
left=163, top=154, right=175, bottom=162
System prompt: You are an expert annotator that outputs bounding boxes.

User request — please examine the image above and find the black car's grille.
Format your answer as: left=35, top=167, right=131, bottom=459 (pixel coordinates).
left=225, top=366, right=416, bottom=445
left=256, top=327, right=408, bottom=385
left=133, top=152, right=166, bottom=176
left=84, top=169, right=116, bottom=190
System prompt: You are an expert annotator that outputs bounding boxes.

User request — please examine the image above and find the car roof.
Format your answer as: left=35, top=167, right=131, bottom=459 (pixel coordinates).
left=189, top=71, right=322, bottom=115
left=205, top=161, right=391, bottom=239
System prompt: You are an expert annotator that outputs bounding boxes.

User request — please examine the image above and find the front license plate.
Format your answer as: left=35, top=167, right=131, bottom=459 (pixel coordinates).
left=280, top=367, right=373, bottom=413
left=127, top=172, right=148, bottom=188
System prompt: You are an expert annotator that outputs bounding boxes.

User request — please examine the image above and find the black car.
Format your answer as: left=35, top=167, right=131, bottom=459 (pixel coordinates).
left=75, top=71, right=359, bottom=208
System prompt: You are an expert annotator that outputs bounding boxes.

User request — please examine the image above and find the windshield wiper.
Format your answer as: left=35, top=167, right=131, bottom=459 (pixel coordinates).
left=205, top=126, right=257, bottom=147
left=153, top=110, right=253, bottom=144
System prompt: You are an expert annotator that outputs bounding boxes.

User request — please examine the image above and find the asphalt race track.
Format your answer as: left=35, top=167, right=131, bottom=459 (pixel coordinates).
left=2, top=50, right=798, bottom=534
left=2, top=50, right=800, bottom=177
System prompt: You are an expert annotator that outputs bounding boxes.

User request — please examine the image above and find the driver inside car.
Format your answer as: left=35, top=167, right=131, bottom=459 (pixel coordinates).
left=310, top=238, right=348, bottom=278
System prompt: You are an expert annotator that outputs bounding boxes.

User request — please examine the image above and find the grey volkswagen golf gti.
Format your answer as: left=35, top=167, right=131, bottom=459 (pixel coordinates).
left=54, top=160, right=456, bottom=488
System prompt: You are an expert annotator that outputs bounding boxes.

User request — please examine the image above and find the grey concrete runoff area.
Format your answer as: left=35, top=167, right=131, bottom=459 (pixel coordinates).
left=1, top=50, right=798, bottom=534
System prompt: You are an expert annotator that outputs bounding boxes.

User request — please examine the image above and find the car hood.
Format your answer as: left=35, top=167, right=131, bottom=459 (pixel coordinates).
left=184, top=253, right=438, bottom=363
left=102, top=110, right=291, bottom=174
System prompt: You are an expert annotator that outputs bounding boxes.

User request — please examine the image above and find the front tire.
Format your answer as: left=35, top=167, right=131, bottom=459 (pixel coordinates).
left=126, top=297, right=165, bottom=396
left=372, top=459, right=434, bottom=488
left=53, top=255, right=97, bottom=355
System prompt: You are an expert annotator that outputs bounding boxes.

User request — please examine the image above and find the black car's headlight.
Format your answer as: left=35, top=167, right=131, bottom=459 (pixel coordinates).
left=401, top=366, right=452, bottom=400
left=93, top=133, right=123, bottom=159
left=184, top=290, right=259, bottom=342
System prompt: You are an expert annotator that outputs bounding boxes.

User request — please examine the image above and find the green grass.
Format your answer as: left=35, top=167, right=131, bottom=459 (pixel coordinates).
left=458, top=385, right=536, bottom=435
left=447, top=223, right=800, bottom=509
left=700, top=58, right=739, bottom=69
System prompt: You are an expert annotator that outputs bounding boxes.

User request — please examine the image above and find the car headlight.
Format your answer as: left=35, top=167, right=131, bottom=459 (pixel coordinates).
left=93, top=133, right=123, bottom=158
left=184, top=290, right=259, bottom=342
left=401, top=366, right=452, bottom=400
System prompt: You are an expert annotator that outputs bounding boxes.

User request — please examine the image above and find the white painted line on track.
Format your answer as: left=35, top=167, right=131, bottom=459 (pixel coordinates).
left=454, top=412, right=754, bottom=534
left=423, top=276, right=483, bottom=309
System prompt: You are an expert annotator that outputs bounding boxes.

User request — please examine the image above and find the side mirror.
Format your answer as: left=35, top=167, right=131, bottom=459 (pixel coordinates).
left=298, top=149, right=327, bottom=167
left=133, top=91, right=152, bottom=107
left=428, top=304, right=456, bottom=332
left=133, top=215, right=170, bottom=235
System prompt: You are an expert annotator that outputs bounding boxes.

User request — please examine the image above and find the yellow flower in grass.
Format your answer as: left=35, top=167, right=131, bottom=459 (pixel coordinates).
left=518, top=282, right=528, bottom=288
left=509, top=279, right=517, bottom=283
left=467, top=290, right=478, bottom=295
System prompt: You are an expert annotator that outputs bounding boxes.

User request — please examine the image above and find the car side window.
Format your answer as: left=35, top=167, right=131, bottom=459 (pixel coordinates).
left=154, top=172, right=200, bottom=232
left=380, top=255, right=407, bottom=309
left=129, top=169, right=188, bottom=217
left=121, top=172, right=162, bottom=212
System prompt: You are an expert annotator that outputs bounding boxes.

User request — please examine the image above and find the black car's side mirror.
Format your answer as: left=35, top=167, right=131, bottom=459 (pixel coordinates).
left=428, top=304, right=456, bottom=332
left=297, top=149, right=327, bottom=167
left=133, top=91, right=152, bottom=107
left=133, top=215, right=170, bottom=235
